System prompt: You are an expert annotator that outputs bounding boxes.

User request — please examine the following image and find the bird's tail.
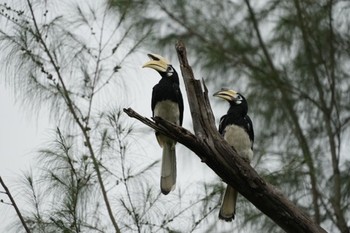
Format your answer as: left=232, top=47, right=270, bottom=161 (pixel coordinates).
left=160, top=143, right=176, bottom=195
left=219, top=185, right=237, bottom=221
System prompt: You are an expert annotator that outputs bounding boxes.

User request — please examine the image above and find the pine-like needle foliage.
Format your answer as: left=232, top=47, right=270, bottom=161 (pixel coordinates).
left=108, top=0, right=350, bottom=232
left=0, top=1, right=222, bottom=232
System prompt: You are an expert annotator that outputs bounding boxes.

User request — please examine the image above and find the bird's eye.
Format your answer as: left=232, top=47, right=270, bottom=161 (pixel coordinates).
left=235, top=95, right=243, bottom=104
left=166, top=66, right=174, bottom=76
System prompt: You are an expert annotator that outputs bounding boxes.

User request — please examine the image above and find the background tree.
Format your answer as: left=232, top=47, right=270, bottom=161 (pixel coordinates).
left=0, top=1, right=222, bottom=232
left=109, top=0, right=350, bottom=232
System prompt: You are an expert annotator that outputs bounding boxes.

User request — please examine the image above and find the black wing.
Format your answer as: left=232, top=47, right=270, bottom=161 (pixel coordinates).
left=218, top=115, right=227, bottom=136
left=244, top=115, right=254, bottom=149
left=151, top=83, right=160, bottom=114
left=174, top=83, right=184, bottom=126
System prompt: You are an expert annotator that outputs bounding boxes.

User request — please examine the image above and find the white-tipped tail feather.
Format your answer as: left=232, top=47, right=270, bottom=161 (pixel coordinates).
left=160, top=142, right=177, bottom=195
left=219, top=185, right=237, bottom=221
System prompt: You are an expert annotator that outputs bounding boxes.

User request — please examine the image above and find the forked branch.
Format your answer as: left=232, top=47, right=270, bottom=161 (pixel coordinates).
left=123, top=41, right=327, bottom=233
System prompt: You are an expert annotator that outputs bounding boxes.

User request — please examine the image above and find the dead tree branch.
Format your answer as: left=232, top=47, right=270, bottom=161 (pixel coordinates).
left=123, top=41, right=327, bottom=233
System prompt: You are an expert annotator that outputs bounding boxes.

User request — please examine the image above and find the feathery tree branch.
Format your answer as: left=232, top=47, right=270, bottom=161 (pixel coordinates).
left=24, top=1, right=121, bottom=232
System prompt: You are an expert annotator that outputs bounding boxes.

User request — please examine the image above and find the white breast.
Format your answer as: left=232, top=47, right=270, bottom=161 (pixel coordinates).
left=224, top=124, right=253, bottom=162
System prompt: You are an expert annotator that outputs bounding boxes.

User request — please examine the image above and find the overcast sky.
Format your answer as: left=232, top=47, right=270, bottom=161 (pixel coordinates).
left=0, top=58, right=225, bottom=232
left=0, top=43, right=226, bottom=233
left=0, top=85, right=48, bottom=230
left=0, top=1, right=234, bottom=232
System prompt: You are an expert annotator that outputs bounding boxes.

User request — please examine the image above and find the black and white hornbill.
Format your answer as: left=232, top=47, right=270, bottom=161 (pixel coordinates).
left=142, top=53, right=184, bottom=195
left=213, top=88, right=254, bottom=221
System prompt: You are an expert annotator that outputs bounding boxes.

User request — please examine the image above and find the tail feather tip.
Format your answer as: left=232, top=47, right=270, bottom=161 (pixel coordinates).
left=218, top=213, right=235, bottom=222
left=160, top=185, right=175, bottom=195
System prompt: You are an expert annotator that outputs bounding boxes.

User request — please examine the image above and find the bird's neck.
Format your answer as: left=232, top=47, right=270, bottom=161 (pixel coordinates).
left=159, top=75, right=179, bottom=85
left=227, top=105, right=247, bottom=118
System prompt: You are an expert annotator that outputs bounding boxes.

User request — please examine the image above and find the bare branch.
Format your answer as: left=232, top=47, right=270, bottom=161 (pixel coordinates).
left=123, top=41, right=327, bottom=233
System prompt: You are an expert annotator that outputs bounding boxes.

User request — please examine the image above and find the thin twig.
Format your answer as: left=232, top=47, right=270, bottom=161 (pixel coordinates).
left=0, top=176, right=31, bottom=233
left=25, top=1, right=121, bottom=232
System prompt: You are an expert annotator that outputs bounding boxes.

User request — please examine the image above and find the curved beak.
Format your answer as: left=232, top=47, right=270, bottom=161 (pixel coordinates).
left=213, top=88, right=238, bottom=101
left=142, top=53, right=170, bottom=72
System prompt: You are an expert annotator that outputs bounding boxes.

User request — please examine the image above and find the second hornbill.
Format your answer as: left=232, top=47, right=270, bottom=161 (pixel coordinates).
left=213, top=88, right=254, bottom=221
left=142, top=53, right=184, bottom=195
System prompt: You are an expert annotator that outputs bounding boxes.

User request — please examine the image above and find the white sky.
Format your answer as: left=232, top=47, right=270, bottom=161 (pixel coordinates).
left=0, top=84, right=51, bottom=176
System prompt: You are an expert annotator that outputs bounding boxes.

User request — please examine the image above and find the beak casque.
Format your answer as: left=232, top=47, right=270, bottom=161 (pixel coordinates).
left=213, top=89, right=238, bottom=101
left=142, top=53, right=170, bottom=72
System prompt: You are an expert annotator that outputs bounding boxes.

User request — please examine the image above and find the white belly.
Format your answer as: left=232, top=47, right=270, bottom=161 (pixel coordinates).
left=224, top=125, right=253, bottom=162
left=154, top=100, right=180, bottom=147
left=154, top=100, right=180, bottom=125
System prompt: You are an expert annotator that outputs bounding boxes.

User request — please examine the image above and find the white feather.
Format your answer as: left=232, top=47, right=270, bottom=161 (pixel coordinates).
left=219, top=185, right=237, bottom=220
left=154, top=100, right=180, bottom=125
left=160, top=143, right=176, bottom=194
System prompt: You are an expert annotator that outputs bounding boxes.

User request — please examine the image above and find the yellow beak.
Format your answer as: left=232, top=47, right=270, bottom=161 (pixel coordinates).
left=142, top=53, right=170, bottom=72
left=213, top=89, right=238, bottom=101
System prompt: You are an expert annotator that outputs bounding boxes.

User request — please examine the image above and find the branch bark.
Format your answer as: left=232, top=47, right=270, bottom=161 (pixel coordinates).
left=124, top=41, right=327, bottom=233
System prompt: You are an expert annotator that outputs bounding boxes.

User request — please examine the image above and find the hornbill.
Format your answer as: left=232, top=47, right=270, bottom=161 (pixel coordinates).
left=142, top=53, right=184, bottom=195
left=213, top=88, right=254, bottom=221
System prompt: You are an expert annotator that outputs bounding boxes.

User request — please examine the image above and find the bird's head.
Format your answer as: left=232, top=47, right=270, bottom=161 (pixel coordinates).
left=142, top=53, right=177, bottom=78
left=213, top=88, right=248, bottom=116
left=213, top=88, right=246, bottom=105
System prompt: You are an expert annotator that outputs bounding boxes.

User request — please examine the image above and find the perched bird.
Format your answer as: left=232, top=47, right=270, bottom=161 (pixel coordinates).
left=213, top=88, right=254, bottom=221
left=142, top=53, right=184, bottom=195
